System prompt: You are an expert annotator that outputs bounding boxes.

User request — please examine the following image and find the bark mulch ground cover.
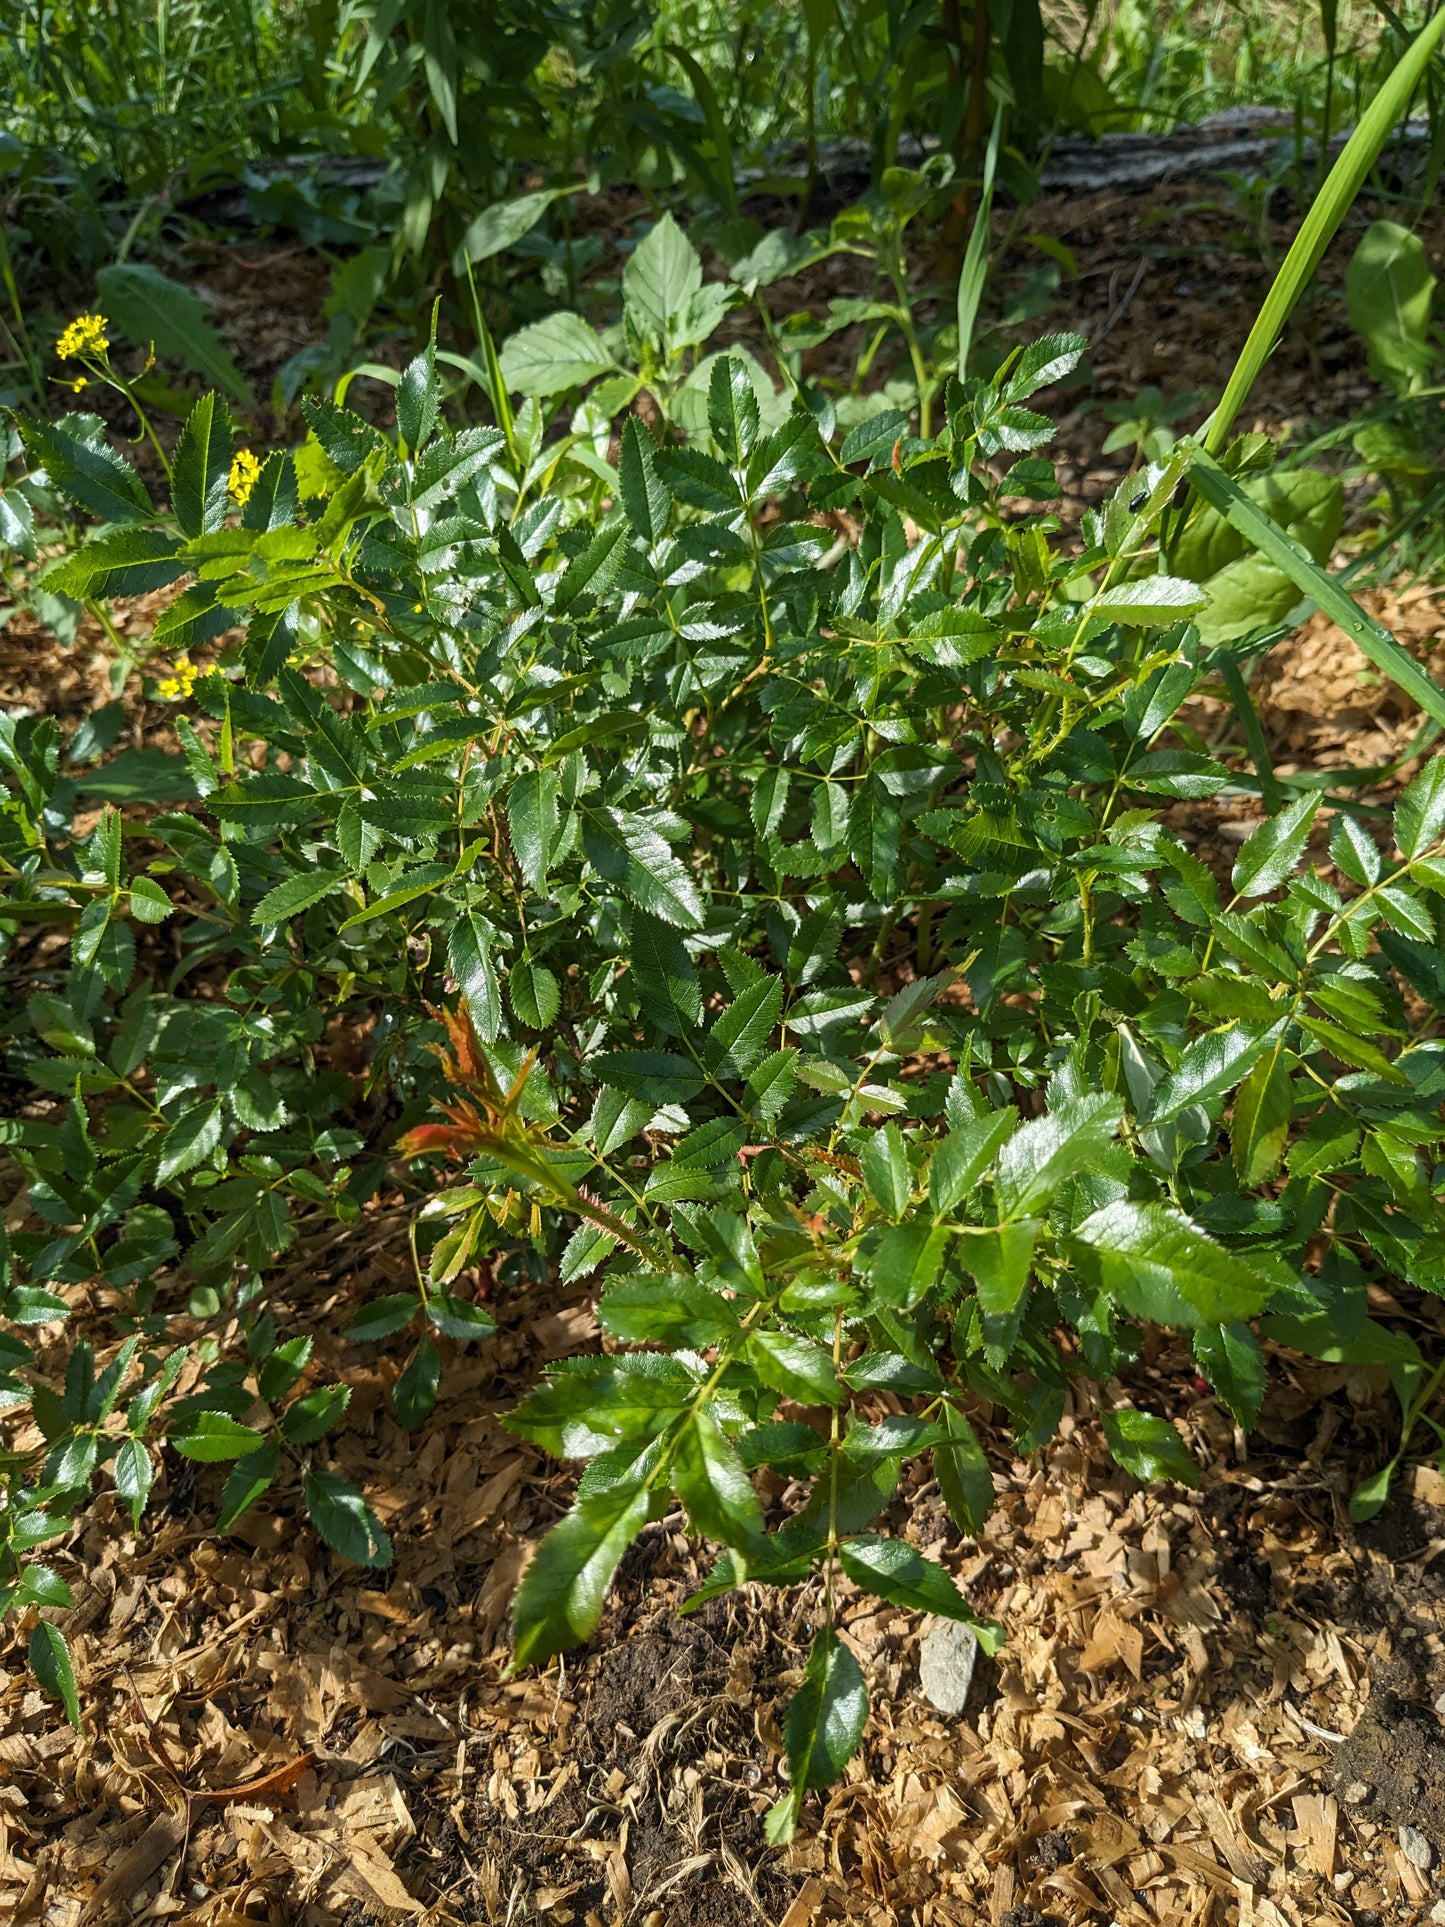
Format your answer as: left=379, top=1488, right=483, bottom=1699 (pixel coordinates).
left=8, top=1246, right=1445, bottom=1927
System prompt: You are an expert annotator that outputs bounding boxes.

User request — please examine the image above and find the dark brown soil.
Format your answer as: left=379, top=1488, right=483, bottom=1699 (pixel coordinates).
left=457, top=1593, right=800, bottom=1925
left=1333, top=1681, right=1445, bottom=1862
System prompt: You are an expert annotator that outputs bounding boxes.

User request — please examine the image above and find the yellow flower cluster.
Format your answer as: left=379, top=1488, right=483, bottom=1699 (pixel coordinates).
left=156, top=656, right=199, bottom=702
left=56, top=313, right=110, bottom=361
left=228, top=448, right=263, bottom=506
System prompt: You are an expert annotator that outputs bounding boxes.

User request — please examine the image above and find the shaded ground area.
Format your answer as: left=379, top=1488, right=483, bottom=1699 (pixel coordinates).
left=19, top=167, right=1443, bottom=499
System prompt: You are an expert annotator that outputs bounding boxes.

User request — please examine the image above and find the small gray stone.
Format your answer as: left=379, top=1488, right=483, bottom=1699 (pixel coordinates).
left=1399, top=1824, right=1434, bottom=1871
left=1429, top=1901, right=1445, bottom=1925
left=919, top=1619, right=978, bottom=1715
left=1342, top=1781, right=1373, bottom=1806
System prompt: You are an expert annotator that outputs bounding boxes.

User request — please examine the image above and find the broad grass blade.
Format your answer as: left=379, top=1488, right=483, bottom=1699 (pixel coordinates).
left=1203, top=5, right=1445, bottom=454
left=1188, top=446, right=1445, bottom=728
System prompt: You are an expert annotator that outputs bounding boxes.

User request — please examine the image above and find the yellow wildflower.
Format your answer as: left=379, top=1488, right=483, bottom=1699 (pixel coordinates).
left=228, top=448, right=263, bottom=507
left=56, top=312, right=110, bottom=361
left=157, top=656, right=199, bottom=701
left=65, top=376, right=88, bottom=393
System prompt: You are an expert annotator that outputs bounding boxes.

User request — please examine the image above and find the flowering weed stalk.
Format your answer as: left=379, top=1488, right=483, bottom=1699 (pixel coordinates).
left=50, top=310, right=171, bottom=483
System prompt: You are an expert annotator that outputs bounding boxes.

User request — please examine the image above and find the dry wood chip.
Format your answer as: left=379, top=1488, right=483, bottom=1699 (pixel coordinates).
left=1077, top=1606, right=1144, bottom=1679
left=78, top=1814, right=186, bottom=1923
left=1291, top=1791, right=1338, bottom=1876
left=339, top=1830, right=421, bottom=1913
left=330, top=1772, right=414, bottom=1844
left=1197, top=1791, right=1272, bottom=1887
left=444, top=1455, right=528, bottom=1535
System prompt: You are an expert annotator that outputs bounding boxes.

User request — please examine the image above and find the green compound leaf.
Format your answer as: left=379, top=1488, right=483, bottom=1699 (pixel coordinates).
left=934, top=1403, right=998, bottom=1538
left=1193, top=1323, right=1267, bottom=1429
left=672, top=1408, right=765, bottom=1548
left=929, top=1108, right=1017, bottom=1213
left=994, top=1094, right=1122, bottom=1217
left=1101, top=1407, right=1199, bottom=1486
left=172, top=393, right=235, bottom=537
left=747, top=1330, right=843, bottom=1407
left=870, top=1219, right=950, bottom=1311
left=217, top=1442, right=281, bottom=1532
left=1230, top=793, right=1321, bottom=899
left=22, top=414, right=154, bottom=524
left=304, top=1469, right=393, bottom=1568
left=860, top=1120, right=912, bottom=1220
left=509, top=1466, right=652, bottom=1671
left=29, top=1620, right=82, bottom=1731
left=170, top=1410, right=266, bottom=1461
left=281, top=1384, right=352, bottom=1445
left=1146, top=1021, right=1285, bottom=1127
left=766, top=1626, right=868, bottom=1843
left=839, top=1536, right=1004, bottom=1646
left=344, top=1294, right=420, bottom=1342
left=1071, top=1200, right=1274, bottom=1329
left=393, top=1338, right=441, bottom=1431
left=1231, top=1045, right=1293, bottom=1187
left=1397, top=757, right=1445, bottom=861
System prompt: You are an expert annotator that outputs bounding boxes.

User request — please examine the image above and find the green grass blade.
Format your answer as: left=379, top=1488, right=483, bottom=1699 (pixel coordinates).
left=956, top=102, right=1004, bottom=381
left=463, top=256, right=517, bottom=466
left=1208, top=649, right=1282, bottom=812
left=1187, top=446, right=1445, bottom=729
left=1203, top=5, right=1445, bottom=456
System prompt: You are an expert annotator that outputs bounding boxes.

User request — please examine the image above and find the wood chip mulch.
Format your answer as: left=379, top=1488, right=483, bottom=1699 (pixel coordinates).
left=6, top=1200, right=1445, bottom=1927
